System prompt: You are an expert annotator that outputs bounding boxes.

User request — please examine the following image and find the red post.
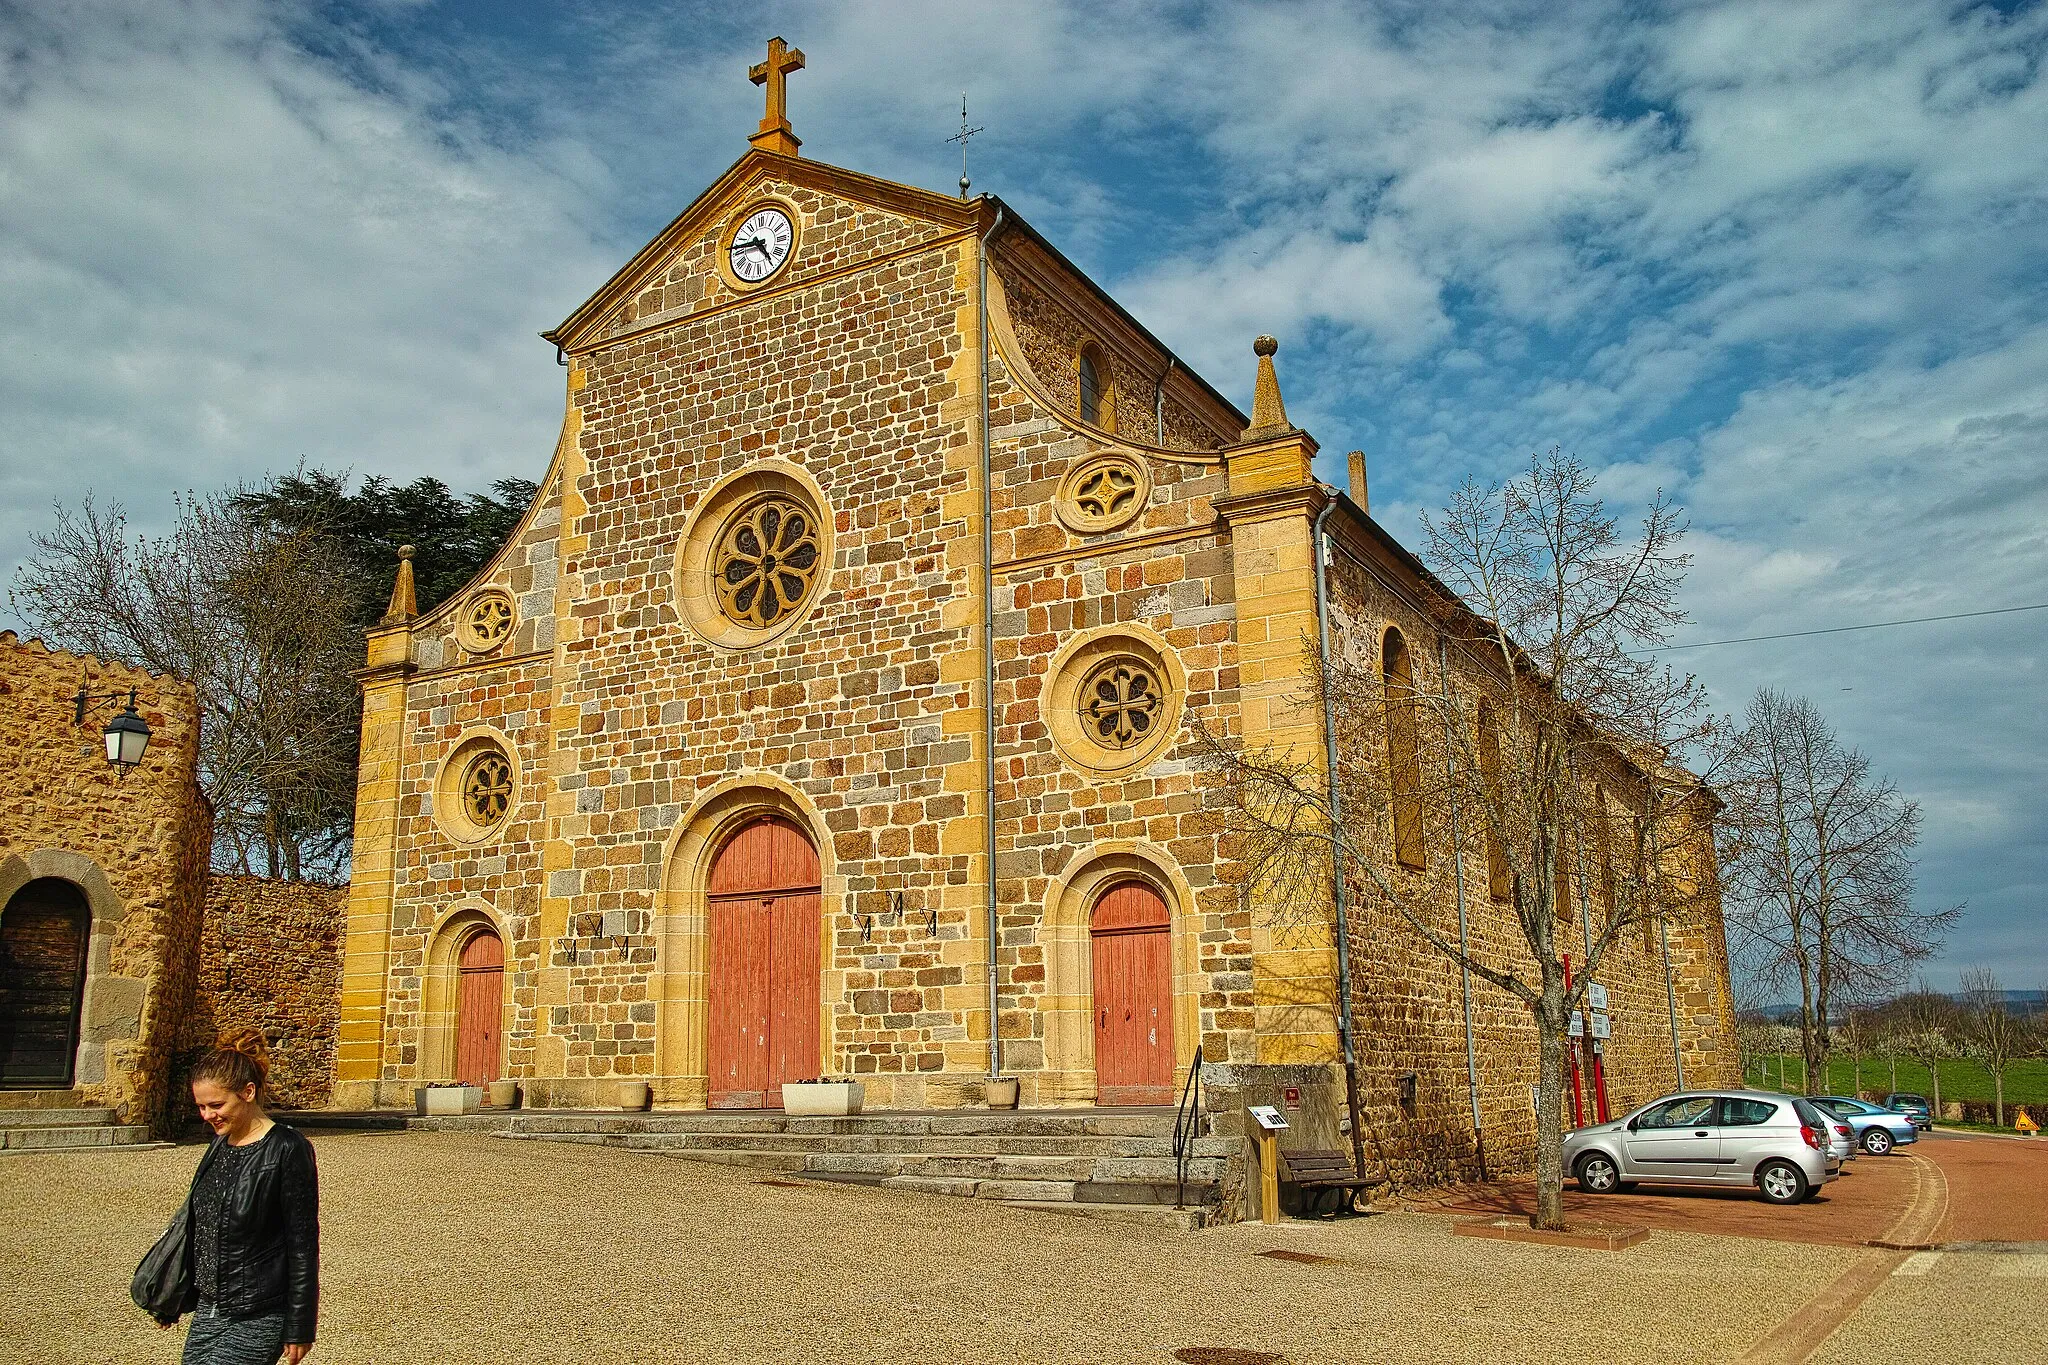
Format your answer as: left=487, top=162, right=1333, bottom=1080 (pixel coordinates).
left=1563, top=955, right=1586, bottom=1129
left=1592, top=1045, right=1610, bottom=1123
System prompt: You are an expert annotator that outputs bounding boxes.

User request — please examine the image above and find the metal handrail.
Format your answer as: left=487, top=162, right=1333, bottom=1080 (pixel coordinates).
left=1171, top=1045, right=1204, bottom=1209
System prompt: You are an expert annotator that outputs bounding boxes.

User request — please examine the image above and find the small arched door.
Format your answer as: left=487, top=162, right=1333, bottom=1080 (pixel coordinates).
left=707, top=816, right=820, bottom=1108
left=1091, top=881, right=1174, bottom=1105
left=454, top=929, right=504, bottom=1088
left=0, top=878, right=92, bottom=1089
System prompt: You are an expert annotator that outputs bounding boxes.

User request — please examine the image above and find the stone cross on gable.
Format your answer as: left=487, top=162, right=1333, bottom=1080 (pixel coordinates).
left=748, top=36, right=806, bottom=157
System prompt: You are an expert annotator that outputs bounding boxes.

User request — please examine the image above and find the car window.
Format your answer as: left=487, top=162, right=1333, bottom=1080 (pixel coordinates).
left=1792, top=1099, right=1830, bottom=1129
left=1720, top=1097, right=1778, bottom=1127
left=1815, top=1098, right=1863, bottom=1117
left=1638, top=1096, right=1717, bottom=1128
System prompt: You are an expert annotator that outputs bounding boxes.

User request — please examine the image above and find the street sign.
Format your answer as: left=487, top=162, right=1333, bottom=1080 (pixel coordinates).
left=1590, top=1013, right=1612, bottom=1040
left=1587, top=983, right=1609, bottom=1012
left=1569, top=1012, right=1585, bottom=1038
left=1247, top=1105, right=1289, bottom=1131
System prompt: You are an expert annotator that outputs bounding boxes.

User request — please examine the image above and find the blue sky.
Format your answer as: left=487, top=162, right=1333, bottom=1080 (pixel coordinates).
left=2, top=0, right=2042, bottom=992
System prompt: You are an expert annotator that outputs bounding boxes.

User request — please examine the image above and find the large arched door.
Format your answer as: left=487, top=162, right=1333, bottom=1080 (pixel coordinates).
left=1091, top=881, right=1174, bottom=1105
left=0, top=878, right=92, bottom=1089
left=707, top=816, right=820, bottom=1108
left=454, top=929, right=503, bottom=1087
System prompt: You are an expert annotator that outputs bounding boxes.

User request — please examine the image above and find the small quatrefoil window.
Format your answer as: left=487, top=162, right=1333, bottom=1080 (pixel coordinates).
left=459, top=590, right=516, bottom=653
left=1080, top=658, right=1163, bottom=750
left=461, top=750, right=514, bottom=828
left=1056, top=454, right=1150, bottom=534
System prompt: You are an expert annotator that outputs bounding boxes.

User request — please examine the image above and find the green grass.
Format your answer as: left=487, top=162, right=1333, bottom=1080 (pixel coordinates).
left=1741, top=1053, right=2048, bottom=1107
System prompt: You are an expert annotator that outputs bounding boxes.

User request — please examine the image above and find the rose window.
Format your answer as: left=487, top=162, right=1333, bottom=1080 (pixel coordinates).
left=468, top=595, right=513, bottom=648
left=1073, top=464, right=1139, bottom=523
left=714, top=497, right=822, bottom=629
left=461, top=751, right=514, bottom=828
left=1080, top=658, right=1163, bottom=750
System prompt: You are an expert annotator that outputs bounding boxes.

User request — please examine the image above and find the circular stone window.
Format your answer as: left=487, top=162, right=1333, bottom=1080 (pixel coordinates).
left=432, top=731, right=520, bottom=845
left=675, top=461, right=836, bottom=651
left=1055, top=454, right=1150, bottom=534
left=1043, top=628, right=1186, bottom=775
left=458, top=589, right=516, bottom=653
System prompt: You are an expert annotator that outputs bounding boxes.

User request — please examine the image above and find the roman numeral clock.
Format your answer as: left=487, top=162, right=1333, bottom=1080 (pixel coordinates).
left=728, top=206, right=794, bottom=283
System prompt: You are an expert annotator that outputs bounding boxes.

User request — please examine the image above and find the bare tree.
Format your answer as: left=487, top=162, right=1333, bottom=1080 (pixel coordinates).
left=10, top=491, right=361, bottom=878
left=1717, top=690, right=1959, bottom=1094
left=1961, top=968, right=2027, bottom=1128
left=1889, top=985, right=1957, bottom=1121
left=1198, top=450, right=1725, bottom=1230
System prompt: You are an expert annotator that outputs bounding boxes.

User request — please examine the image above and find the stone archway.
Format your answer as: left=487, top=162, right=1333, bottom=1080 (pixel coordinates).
left=420, top=903, right=508, bottom=1085
left=1038, top=843, right=1201, bottom=1107
left=653, top=775, right=839, bottom=1110
left=0, top=849, right=136, bottom=1094
left=0, top=879, right=92, bottom=1087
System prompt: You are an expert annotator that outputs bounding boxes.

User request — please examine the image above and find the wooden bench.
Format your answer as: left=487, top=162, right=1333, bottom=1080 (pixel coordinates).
left=1281, top=1149, right=1387, bottom=1218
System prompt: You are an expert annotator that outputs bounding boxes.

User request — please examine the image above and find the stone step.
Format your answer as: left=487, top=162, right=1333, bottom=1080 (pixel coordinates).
left=2, top=1124, right=155, bottom=1152
left=0, top=1107, right=119, bottom=1127
left=972, top=1178, right=1079, bottom=1202
left=500, top=1111, right=1182, bottom=1141
left=919, top=1154, right=1101, bottom=1181
left=1000, top=1200, right=1208, bottom=1231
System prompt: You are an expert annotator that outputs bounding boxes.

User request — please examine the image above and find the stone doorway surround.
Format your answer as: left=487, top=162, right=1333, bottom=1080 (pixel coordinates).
left=1035, top=841, right=1201, bottom=1108
left=651, top=773, right=841, bottom=1110
left=418, top=900, right=509, bottom=1085
left=0, top=849, right=141, bottom=1103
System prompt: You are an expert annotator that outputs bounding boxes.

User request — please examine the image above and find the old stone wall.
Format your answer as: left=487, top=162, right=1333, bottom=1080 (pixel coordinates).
left=0, top=633, right=211, bottom=1130
left=182, top=875, right=346, bottom=1109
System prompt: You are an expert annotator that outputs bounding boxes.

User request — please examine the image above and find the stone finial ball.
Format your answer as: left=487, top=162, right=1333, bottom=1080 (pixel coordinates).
left=1253, top=335, right=1278, bottom=356
left=398, top=545, right=416, bottom=560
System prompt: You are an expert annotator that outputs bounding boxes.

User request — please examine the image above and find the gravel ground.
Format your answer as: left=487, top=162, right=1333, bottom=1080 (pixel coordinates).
left=3, top=1130, right=1866, bottom=1365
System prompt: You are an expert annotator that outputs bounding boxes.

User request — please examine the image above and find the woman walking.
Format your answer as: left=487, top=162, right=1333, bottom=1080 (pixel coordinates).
left=158, top=1031, right=319, bottom=1363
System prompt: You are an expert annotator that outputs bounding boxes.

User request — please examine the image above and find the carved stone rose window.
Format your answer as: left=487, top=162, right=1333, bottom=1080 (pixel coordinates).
left=1055, top=454, right=1151, bottom=534
left=459, top=589, right=515, bottom=653
left=1080, top=657, right=1163, bottom=750
left=461, top=750, right=515, bottom=828
left=714, top=496, right=822, bottom=629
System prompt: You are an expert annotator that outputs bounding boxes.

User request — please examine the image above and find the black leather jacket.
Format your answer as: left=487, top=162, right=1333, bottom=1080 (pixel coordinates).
left=185, top=1124, right=319, bottom=1343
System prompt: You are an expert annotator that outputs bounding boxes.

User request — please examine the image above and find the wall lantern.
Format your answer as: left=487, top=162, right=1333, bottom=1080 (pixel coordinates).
left=74, top=685, right=152, bottom=772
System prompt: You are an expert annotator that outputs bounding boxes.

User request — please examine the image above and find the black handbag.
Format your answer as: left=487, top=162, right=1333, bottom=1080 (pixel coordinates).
left=131, top=1194, right=198, bottom=1323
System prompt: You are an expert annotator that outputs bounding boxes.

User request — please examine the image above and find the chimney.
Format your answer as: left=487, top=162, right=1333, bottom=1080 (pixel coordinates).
left=1346, top=451, right=1368, bottom=513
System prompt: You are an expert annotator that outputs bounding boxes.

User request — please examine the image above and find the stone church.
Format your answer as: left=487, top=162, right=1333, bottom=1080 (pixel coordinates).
left=336, top=43, right=1737, bottom=1175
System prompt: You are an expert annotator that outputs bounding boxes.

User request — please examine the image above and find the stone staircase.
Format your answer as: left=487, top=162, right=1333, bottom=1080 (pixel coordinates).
left=0, top=1101, right=157, bottom=1152
left=496, top=1110, right=1240, bottom=1229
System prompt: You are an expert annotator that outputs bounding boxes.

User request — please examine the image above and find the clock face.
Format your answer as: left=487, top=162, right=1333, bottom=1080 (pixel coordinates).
left=729, top=207, right=794, bottom=283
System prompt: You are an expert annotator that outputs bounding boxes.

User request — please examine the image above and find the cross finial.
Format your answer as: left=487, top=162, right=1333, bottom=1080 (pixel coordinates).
left=748, top=36, right=806, bottom=157
left=946, top=93, right=983, bottom=199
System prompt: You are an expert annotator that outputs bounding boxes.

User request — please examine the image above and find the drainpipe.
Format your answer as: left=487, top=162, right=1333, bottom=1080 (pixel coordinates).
left=1438, top=636, right=1485, bottom=1179
left=1153, top=358, right=1174, bottom=444
left=1662, top=918, right=1684, bottom=1089
left=1312, top=496, right=1369, bottom=1180
left=979, top=204, right=1007, bottom=1081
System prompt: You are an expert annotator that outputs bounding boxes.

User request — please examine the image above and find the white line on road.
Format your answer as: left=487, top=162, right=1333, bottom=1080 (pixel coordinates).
left=1893, top=1251, right=1943, bottom=1276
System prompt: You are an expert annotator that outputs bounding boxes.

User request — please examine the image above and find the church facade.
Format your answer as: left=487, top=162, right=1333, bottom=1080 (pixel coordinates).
left=336, top=48, right=1737, bottom=1177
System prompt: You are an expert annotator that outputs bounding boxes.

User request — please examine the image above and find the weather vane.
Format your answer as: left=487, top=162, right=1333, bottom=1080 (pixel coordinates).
left=947, top=93, right=983, bottom=199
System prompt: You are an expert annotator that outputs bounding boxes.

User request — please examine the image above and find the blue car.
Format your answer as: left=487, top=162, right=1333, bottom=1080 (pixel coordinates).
left=1815, top=1095, right=1919, bottom=1155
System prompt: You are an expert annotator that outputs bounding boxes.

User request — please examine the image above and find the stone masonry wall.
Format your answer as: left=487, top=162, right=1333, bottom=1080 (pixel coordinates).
left=0, top=633, right=211, bottom=1130
left=183, top=875, right=346, bottom=1109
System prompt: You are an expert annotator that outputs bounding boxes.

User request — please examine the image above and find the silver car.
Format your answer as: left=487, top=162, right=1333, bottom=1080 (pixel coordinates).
left=1562, top=1091, right=1840, bottom=1205
left=1815, top=1095, right=1920, bottom=1155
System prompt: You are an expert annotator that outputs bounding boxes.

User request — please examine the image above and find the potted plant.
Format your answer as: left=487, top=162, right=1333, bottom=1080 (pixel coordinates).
left=781, top=1077, right=865, bottom=1116
left=419, top=1081, right=483, bottom=1116
left=984, top=1076, right=1020, bottom=1110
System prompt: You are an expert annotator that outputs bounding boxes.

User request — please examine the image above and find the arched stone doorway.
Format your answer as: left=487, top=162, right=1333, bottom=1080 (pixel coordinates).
left=455, top=929, right=504, bottom=1087
left=0, top=878, right=92, bottom=1088
left=706, top=815, right=820, bottom=1109
left=1090, top=881, right=1175, bottom=1105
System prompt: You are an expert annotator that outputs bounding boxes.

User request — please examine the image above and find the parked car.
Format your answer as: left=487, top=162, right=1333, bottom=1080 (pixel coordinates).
left=1563, top=1091, right=1840, bottom=1205
left=1814, top=1096, right=1920, bottom=1155
left=1881, top=1093, right=1935, bottom=1131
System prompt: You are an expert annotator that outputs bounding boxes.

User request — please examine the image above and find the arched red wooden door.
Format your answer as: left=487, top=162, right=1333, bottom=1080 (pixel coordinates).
left=1091, top=881, right=1175, bottom=1106
left=707, top=816, right=820, bottom=1108
left=0, top=878, right=91, bottom=1089
left=455, top=929, right=503, bottom=1087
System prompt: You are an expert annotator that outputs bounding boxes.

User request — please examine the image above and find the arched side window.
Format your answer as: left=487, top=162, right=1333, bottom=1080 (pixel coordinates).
left=1475, top=699, right=1511, bottom=900
left=1382, top=628, right=1426, bottom=870
left=1077, top=342, right=1116, bottom=432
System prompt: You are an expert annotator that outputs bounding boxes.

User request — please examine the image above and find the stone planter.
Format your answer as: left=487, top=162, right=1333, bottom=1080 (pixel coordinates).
left=984, top=1076, right=1020, bottom=1110
left=782, top=1081, right=865, bottom=1116
left=486, top=1080, right=519, bottom=1110
left=614, top=1080, right=651, bottom=1112
left=421, top=1086, right=483, bottom=1116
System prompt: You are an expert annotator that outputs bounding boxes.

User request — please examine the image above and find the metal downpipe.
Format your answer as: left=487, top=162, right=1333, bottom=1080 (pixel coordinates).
left=1313, top=496, right=1370, bottom=1180
left=979, top=204, right=1007, bottom=1081
left=1438, top=636, right=1485, bottom=1179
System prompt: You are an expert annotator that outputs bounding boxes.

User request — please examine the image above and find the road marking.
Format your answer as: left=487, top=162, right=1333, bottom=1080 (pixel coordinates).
left=1893, top=1251, right=1942, bottom=1276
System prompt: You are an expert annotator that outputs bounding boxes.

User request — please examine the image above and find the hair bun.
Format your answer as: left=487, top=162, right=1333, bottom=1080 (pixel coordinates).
left=219, top=1029, right=271, bottom=1079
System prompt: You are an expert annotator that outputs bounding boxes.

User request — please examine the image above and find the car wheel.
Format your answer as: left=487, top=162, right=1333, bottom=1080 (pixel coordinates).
left=1576, top=1152, right=1621, bottom=1194
left=1757, top=1160, right=1809, bottom=1206
left=1863, top=1128, right=1892, bottom=1156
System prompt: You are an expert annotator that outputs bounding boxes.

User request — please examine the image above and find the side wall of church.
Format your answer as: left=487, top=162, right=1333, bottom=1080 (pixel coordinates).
left=1319, top=535, right=1741, bottom=1181
left=0, top=634, right=211, bottom=1131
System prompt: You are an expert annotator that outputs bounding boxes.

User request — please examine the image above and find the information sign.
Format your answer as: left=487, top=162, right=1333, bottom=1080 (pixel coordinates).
left=1568, top=1012, right=1585, bottom=1038
left=1590, top=1013, right=1612, bottom=1040
left=1587, top=983, right=1609, bottom=1012
left=1247, top=1105, right=1289, bottom=1131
